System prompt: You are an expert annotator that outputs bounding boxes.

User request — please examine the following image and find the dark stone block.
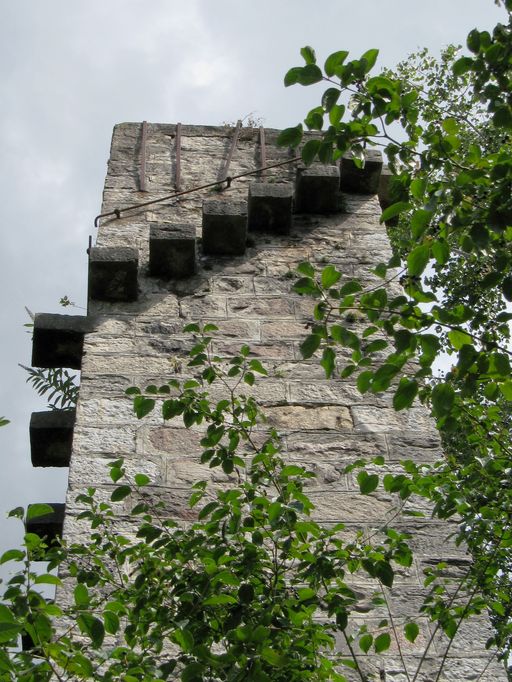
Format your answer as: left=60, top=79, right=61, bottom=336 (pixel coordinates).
left=295, top=165, right=340, bottom=214
left=31, top=314, right=95, bottom=370
left=248, top=183, right=293, bottom=234
left=149, top=223, right=196, bottom=278
left=378, top=165, right=394, bottom=210
left=202, top=199, right=248, bottom=255
left=25, top=503, right=65, bottom=544
left=88, top=247, right=138, bottom=301
left=340, top=149, right=383, bottom=194
left=30, top=410, right=75, bottom=467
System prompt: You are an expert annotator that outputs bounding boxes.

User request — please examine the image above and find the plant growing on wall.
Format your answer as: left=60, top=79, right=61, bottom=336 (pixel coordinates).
left=277, top=0, right=512, bottom=668
left=0, top=326, right=500, bottom=681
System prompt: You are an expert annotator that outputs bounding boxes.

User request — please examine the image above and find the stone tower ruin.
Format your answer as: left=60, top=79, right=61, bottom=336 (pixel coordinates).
left=27, top=122, right=506, bottom=680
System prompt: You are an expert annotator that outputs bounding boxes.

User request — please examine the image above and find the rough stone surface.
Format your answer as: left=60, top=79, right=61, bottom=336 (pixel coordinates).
left=88, top=246, right=139, bottom=301
left=202, top=198, right=248, bottom=255
left=31, top=313, right=94, bottom=369
left=30, top=410, right=75, bottom=467
left=56, top=123, right=506, bottom=680
left=149, top=222, right=196, bottom=278
left=340, top=149, right=383, bottom=194
left=248, top=182, right=293, bottom=233
left=295, top=164, right=340, bottom=213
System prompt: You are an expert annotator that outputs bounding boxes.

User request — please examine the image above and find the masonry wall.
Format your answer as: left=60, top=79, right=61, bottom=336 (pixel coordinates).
left=30, top=122, right=506, bottom=681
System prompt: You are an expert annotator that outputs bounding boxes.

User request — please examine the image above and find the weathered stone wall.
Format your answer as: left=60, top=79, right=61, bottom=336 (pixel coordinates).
left=44, top=123, right=505, bottom=680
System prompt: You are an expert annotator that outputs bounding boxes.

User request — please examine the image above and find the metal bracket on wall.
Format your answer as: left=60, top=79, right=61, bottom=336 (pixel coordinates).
left=175, top=122, right=182, bottom=192
left=259, top=126, right=266, bottom=178
left=140, top=120, right=148, bottom=192
left=217, top=119, right=242, bottom=184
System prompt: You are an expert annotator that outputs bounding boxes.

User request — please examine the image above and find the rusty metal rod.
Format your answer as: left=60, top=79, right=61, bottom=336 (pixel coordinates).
left=259, top=126, right=267, bottom=178
left=94, top=155, right=301, bottom=228
left=218, top=120, right=242, bottom=182
left=140, top=120, right=148, bottom=192
left=175, top=122, right=182, bottom=192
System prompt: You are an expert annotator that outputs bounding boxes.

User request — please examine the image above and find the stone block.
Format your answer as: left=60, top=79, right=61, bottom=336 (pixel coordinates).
left=340, top=149, right=383, bottom=194
left=88, top=247, right=138, bottom=301
left=30, top=410, right=75, bottom=467
left=149, top=223, right=196, bottom=278
left=25, top=503, right=65, bottom=544
left=294, top=165, right=340, bottom=214
left=248, top=182, right=293, bottom=234
left=202, top=199, right=247, bottom=255
left=31, top=313, right=95, bottom=369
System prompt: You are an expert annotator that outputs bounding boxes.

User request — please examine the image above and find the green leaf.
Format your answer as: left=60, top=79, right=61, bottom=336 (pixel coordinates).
left=374, top=632, right=391, bottom=653
left=74, top=583, right=89, bottom=607
left=182, top=663, right=204, bottom=682
left=297, top=261, right=315, bottom=277
left=357, top=370, right=373, bottom=394
left=357, top=471, right=379, bottom=495
left=375, top=560, right=394, bottom=588
left=329, top=104, right=345, bottom=126
left=407, top=244, right=430, bottom=277
left=298, top=64, right=323, bottom=85
left=380, top=201, right=411, bottom=223
left=404, top=622, right=419, bottom=643
left=393, top=378, right=418, bottom=411
left=448, top=330, right=472, bottom=350
left=359, top=633, right=373, bottom=653
left=361, top=48, right=379, bottom=72
left=277, top=124, right=303, bottom=147
left=77, top=613, right=105, bottom=648
left=111, top=485, right=131, bottom=502
left=26, top=503, right=54, bottom=521
left=34, top=573, right=62, bottom=586
left=410, top=209, right=432, bottom=239
left=324, top=50, right=349, bottom=77
left=300, top=45, right=316, bottom=64
left=431, top=383, right=455, bottom=417
left=499, top=380, right=512, bottom=401
left=134, top=473, right=150, bottom=487
left=133, top=396, right=155, bottom=419
left=203, top=594, right=238, bottom=606
left=321, top=347, right=336, bottom=378
left=453, top=56, right=473, bottom=76
left=173, top=628, right=194, bottom=652
left=262, top=648, right=288, bottom=667
left=431, top=239, right=449, bottom=265
left=0, top=549, right=25, bottom=564
left=300, top=333, right=322, bottom=359
left=321, top=265, right=341, bottom=288
left=284, top=67, right=303, bottom=87
left=103, top=610, right=120, bottom=635
left=322, top=87, right=341, bottom=111
left=302, top=139, right=321, bottom=165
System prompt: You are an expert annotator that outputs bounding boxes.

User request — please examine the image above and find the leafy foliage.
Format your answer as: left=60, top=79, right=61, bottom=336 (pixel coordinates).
left=20, top=365, right=79, bottom=411
left=279, top=4, right=512, bottom=669
left=0, top=326, right=436, bottom=681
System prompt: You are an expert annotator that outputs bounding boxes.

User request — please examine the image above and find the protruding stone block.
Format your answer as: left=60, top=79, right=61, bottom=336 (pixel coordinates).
left=25, top=503, right=65, bottom=544
left=295, top=165, right=340, bottom=214
left=202, top=199, right=248, bottom=255
left=149, top=223, right=196, bottom=278
left=32, top=314, right=94, bottom=369
left=340, top=149, right=383, bottom=194
left=378, top=165, right=394, bottom=210
left=88, top=247, right=138, bottom=301
left=30, top=410, right=75, bottom=467
left=248, top=183, right=293, bottom=234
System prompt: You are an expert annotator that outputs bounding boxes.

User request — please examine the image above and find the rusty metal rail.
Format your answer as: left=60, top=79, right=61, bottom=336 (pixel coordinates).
left=94, top=155, right=301, bottom=228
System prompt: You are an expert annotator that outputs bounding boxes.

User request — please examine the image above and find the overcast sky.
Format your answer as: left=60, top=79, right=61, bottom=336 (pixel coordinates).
left=0, top=1, right=504, bottom=566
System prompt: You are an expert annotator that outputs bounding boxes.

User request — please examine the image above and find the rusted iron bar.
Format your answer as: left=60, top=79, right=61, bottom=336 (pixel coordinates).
left=217, top=120, right=242, bottom=183
left=140, top=120, right=148, bottom=192
left=259, top=127, right=267, bottom=178
left=175, top=122, right=182, bottom=192
left=94, top=155, right=301, bottom=227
